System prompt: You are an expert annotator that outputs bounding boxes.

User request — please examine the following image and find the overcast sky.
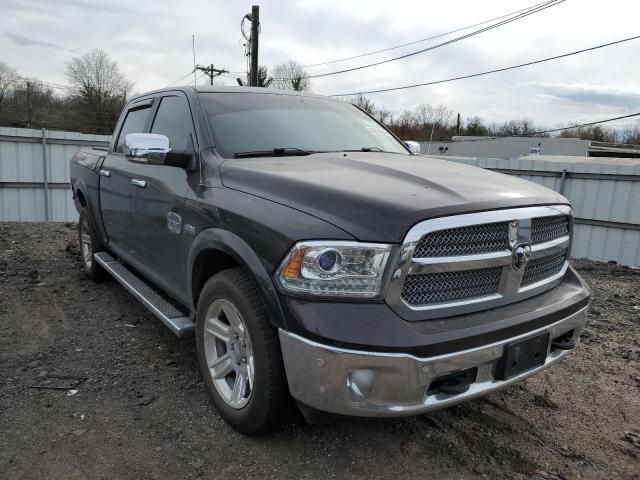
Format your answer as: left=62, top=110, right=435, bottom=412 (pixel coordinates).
left=2, top=0, right=639, bottom=129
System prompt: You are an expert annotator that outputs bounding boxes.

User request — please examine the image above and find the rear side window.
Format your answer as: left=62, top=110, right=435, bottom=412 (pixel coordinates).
left=151, top=95, right=194, bottom=155
left=116, top=106, right=151, bottom=153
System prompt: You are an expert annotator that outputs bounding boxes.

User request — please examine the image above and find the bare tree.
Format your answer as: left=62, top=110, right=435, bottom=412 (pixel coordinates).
left=376, top=108, right=392, bottom=126
left=65, top=49, right=133, bottom=133
left=413, top=104, right=434, bottom=130
left=0, top=61, right=19, bottom=111
left=621, top=122, right=640, bottom=145
left=272, top=60, right=310, bottom=92
left=350, top=94, right=376, bottom=115
left=431, top=105, right=454, bottom=126
left=559, top=123, right=618, bottom=142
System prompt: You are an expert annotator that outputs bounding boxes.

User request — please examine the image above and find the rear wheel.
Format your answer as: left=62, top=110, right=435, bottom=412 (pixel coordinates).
left=78, top=208, right=108, bottom=281
left=195, top=268, right=291, bottom=434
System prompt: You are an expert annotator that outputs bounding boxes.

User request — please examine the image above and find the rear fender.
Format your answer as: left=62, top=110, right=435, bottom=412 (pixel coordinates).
left=71, top=174, right=108, bottom=244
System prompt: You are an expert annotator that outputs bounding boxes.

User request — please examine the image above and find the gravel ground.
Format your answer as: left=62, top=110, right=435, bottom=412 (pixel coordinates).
left=0, top=222, right=638, bottom=480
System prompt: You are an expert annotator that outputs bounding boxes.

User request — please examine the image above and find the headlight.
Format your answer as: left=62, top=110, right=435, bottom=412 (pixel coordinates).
left=275, top=241, right=393, bottom=298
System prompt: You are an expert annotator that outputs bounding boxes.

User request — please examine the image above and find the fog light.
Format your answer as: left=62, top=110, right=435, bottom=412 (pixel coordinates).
left=347, top=369, right=375, bottom=401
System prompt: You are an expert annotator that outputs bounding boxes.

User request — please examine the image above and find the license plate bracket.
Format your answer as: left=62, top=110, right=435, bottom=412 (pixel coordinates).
left=495, top=332, right=549, bottom=380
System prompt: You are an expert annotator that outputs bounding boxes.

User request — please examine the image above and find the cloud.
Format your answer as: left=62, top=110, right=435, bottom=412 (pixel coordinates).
left=0, top=0, right=639, bottom=127
left=6, top=32, right=70, bottom=51
left=528, top=82, right=640, bottom=110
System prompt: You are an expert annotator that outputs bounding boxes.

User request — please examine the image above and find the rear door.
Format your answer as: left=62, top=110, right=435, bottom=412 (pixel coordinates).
left=127, top=93, right=195, bottom=299
left=99, top=101, right=153, bottom=255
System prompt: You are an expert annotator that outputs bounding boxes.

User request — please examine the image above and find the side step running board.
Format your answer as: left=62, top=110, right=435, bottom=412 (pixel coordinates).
left=94, top=252, right=195, bottom=338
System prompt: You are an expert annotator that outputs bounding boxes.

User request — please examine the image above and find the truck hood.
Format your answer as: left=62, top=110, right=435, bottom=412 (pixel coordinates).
left=220, top=152, right=568, bottom=243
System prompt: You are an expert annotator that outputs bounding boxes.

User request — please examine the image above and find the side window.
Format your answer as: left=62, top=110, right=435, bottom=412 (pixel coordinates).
left=116, top=106, right=151, bottom=153
left=150, top=95, right=194, bottom=155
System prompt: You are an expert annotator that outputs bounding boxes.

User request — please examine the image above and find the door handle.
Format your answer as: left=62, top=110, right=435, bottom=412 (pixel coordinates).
left=131, top=179, right=147, bottom=188
left=98, top=169, right=111, bottom=177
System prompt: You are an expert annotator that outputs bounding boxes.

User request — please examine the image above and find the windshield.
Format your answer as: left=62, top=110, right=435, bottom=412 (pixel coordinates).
left=198, top=92, right=409, bottom=158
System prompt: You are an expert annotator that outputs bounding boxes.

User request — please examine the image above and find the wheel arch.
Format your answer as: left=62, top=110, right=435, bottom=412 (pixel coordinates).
left=72, top=177, right=90, bottom=211
left=72, top=176, right=109, bottom=245
left=187, top=228, right=287, bottom=329
left=76, top=188, right=88, bottom=207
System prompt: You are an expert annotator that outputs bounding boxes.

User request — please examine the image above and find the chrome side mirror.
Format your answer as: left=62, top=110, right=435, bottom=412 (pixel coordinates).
left=404, top=140, right=421, bottom=154
left=125, top=133, right=171, bottom=163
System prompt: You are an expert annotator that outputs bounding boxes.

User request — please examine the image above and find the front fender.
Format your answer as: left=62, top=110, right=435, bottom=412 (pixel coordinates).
left=187, top=228, right=287, bottom=329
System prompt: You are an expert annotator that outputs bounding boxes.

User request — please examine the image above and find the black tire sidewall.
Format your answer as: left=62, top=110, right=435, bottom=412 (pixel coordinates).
left=78, top=207, right=107, bottom=280
left=195, top=269, right=286, bottom=434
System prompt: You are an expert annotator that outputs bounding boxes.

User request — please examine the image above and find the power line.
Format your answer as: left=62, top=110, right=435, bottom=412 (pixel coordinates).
left=440, top=112, right=640, bottom=144
left=307, top=0, right=564, bottom=79
left=166, top=70, right=196, bottom=87
left=221, top=73, right=244, bottom=81
left=331, top=34, right=640, bottom=97
left=194, top=72, right=208, bottom=83
left=303, top=0, right=560, bottom=68
left=39, top=80, right=68, bottom=90
left=515, top=112, right=640, bottom=137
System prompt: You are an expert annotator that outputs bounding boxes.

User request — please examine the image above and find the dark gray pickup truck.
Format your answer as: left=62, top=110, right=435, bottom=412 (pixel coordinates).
left=70, top=86, right=590, bottom=434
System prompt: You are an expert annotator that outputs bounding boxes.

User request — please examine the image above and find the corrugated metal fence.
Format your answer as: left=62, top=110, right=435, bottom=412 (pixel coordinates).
left=418, top=137, right=591, bottom=158
left=1, top=128, right=638, bottom=266
left=0, top=127, right=110, bottom=222
left=439, top=154, right=640, bottom=266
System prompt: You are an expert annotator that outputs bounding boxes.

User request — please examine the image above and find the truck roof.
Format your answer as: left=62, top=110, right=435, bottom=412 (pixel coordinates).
left=129, top=85, right=333, bottom=103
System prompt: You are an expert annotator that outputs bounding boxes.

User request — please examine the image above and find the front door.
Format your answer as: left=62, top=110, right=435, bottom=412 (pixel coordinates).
left=131, top=93, right=196, bottom=301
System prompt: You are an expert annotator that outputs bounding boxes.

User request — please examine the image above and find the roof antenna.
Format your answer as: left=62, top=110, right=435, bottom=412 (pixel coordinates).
left=192, top=34, right=197, bottom=88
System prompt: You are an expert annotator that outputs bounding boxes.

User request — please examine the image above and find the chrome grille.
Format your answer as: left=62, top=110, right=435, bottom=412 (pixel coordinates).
left=531, top=216, right=569, bottom=244
left=414, top=222, right=509, bottom=257
left=386, top=205, right=573, bottom=321
left=401, top=267, right=502, bottom=306
left=521, top=249, right=567, bottom=287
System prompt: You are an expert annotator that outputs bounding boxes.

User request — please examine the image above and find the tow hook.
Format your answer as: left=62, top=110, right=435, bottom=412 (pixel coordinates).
left=428, top=367, right=477, bottom=396
left=551, top=330, right=576, bottom=350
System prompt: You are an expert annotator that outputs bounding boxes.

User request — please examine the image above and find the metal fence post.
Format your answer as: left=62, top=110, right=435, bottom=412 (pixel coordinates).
left=41, top=128, right=49, bottom=222
left=559, top=168, right=568, bottom=195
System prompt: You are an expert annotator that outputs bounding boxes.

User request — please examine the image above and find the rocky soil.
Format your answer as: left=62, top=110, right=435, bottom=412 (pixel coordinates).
left=0, top=223, right=638, bottom=479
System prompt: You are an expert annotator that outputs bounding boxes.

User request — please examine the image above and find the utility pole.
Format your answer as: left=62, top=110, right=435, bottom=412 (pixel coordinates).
left=427, top=121, right=437, bottom=155
left=194, top=64, right=229, bottom=85
left=456, top=113, right=461, bottom=136
left=249, top=5, right=260, bottom=86
left=25, top=81, right=33, bottom=128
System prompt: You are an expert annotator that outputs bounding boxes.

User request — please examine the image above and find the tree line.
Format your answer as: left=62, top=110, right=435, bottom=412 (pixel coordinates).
left=0, top=50, right=130, bottom=134
left=1, top=51, right=639, bottom=145
left=348, top=94, right=640, bottom=145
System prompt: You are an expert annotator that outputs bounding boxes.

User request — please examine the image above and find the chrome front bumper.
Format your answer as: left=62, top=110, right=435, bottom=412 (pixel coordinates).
left=279, top=306, right=588, bottom=417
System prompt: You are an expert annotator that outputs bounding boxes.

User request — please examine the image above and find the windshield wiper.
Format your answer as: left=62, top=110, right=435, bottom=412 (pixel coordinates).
left=233, top=147, right=316, bottom=158
left=341, top=147, right=388, bottom=153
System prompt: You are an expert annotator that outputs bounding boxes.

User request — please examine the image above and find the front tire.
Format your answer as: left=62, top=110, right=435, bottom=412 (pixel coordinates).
left=78, top=207, right=108, bottom=281
left=195, top=268, right=291, bottom=434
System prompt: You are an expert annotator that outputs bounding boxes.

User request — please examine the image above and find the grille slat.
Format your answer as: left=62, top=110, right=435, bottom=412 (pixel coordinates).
left=401, top=267, right=502, bottom=306
left=520, top=249, right=567, bottom=287
left=531, top=216, right=569, bottom=244
left=414, top=222, right=509, bottom=258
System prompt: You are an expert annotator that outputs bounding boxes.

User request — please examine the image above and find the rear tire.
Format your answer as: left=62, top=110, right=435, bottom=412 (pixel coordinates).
left=195, top=268, right=291, bottom=434
left=78, top=207, right=108, bottom=281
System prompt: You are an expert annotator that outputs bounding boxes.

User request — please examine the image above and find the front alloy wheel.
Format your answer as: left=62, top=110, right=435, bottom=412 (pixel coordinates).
left=203, top=299, right=255, bottom=409
left=195, top=268, right=292, bottom=434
